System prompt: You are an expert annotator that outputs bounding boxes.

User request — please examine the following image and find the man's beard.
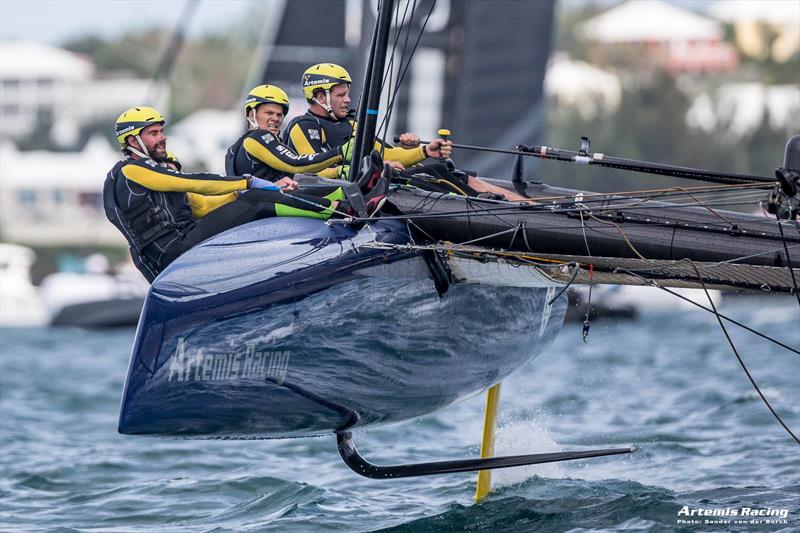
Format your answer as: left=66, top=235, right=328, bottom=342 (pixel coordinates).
left=152, top=145, right=168, bottom=162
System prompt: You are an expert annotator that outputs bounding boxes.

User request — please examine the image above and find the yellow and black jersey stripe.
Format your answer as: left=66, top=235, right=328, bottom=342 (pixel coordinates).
left=120, top=158, right=247, bottom=195
left=285, top=113, right=426, bottom=175
left=241, top=130, right=342, bottom=177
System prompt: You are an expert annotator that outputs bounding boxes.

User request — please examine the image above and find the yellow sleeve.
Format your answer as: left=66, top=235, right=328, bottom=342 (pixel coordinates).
left=122, top=163, right=246, bottom=195
left=288, top=125, right=318, bottom=155
left=242, top=135, right=342, bottom=174
left=316, top=167, right=341, bottom=179
left=187, top=192, right=238, bottom=218
left=375, top=141, right=426, bottom=167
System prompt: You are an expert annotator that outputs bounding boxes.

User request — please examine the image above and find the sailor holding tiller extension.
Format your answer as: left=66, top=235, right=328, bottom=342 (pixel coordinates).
left=284, top=63, right=528, bottom=201
left=104, top=106, right=378, bottom=282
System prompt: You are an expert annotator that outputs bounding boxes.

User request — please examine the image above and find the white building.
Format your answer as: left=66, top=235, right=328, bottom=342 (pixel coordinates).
left=0, top=136, right=125, bottom=246
left=0, top=40, right=169, bottom=147
left=579, top=0, right=738, bottom=74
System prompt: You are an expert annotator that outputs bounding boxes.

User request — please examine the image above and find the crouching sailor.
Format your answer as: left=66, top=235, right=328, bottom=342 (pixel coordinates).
left=104, top=106, right=353, bottom=282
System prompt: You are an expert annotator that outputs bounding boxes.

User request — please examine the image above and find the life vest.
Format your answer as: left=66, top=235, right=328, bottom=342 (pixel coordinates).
left=224, top=134, right=245, bottom=176
left=103, top=160, right=183, bottom=282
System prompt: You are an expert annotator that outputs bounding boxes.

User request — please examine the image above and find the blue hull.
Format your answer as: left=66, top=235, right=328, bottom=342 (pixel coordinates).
left=118, top=217, right=566, bottom=438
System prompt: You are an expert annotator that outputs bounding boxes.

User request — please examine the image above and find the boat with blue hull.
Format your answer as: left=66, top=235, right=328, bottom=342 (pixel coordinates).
left=116, top=0, right=799, bottom=487
left=119, top=216, right=567, bottom=439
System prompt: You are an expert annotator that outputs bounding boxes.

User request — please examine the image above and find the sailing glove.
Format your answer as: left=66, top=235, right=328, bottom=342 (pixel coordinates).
left=247, top=176, right=282, bottom=192
left=340, top=137, right=354, bottom=164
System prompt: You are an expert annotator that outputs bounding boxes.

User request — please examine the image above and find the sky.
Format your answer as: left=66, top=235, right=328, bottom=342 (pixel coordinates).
left=1, top=0, right=721, bottom=46
left=0, top=0, right=253, bottom=45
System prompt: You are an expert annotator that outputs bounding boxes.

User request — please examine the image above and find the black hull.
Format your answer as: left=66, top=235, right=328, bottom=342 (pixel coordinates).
left=389, top=181, right=799, bottom=269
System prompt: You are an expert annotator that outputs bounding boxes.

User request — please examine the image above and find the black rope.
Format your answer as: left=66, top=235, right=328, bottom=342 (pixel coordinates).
left=617, top=271, right=800, bottom=356
left=548, top=262, right=580, bottom=305
left=686, top=260, right=800, bottom=445
left=776, top=222, right=800, bottom=309
left=377, top=0, right=417, bottom=148
left=378, top=0, right=436, bottom=140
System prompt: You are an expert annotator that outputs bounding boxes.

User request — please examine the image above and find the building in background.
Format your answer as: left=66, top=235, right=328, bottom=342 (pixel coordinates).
left=0, top=136, right=123, bottom=246
left=0, top=40, right=168, bottom=148
left=580, top=0, right=738, bottom=75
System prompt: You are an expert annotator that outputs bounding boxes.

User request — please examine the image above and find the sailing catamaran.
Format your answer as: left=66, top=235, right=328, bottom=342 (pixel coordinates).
left=117, top=0, right=798, bottom=493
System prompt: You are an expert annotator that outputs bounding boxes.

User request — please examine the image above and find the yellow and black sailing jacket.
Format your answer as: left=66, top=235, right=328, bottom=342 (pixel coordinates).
left=225, top=128, right=343, bottom=180
left=103, top=157, right=246, bottom=280
left=283, top=110, right=426, bottom=178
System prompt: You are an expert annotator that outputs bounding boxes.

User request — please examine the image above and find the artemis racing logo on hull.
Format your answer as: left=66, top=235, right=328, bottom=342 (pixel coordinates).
left=167, top=338, right=290, bottom=383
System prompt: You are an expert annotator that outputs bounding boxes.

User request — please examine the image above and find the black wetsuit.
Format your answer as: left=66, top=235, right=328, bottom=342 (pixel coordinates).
left=104, top=156, right=342, bottom=281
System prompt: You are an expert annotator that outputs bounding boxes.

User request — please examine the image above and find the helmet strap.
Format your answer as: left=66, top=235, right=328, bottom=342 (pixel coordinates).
left=322, top=89, right=337, bottom=120
left=127, top=134, right=151, bottom=159
left=247, top=108, right=259, bottom=130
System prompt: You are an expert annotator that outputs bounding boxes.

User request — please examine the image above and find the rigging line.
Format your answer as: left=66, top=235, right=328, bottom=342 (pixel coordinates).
left=379, top=0, right=435, bottom=138
left=563, top=186, right=769, bottom=209
left=377, top=0, right=417, bottom=143
left=384, top=0, right=427, bottom=121
left=671, top=187, right=735, bottom=225
left=548, top=262, right=581, bottom=304
left=713, top=243, right=800, bottom=265
left=374, top=204, right=788, bottom=242
left=543, top=191, right=773, bottom=212
left=376, top=0, right=412, bottom=158
left=590, top=193, right=766, bottom=215
left=665, top=194, right=770, bottom=211
left=525, top=183, right=771, bottom=204
left=407, top=218, right=436, bottom=242
left=577, top=209, right=594, bottom=342
left=776, top=222, right=800, bottom=308
left=586, top=199, right=789, bottom=217
left=449, top=226, right=519, bottom=247
left=508, top=221, right=522, bottom=249
left=376, top=190, right=793, bottom=235
left=686, top=260, right=800, bottom=445
left=616, top=269, right=800, bottom=356
left=630, top=189, right=767, bottom=209
left=582, top=210, right=648, bottom=260
left=389, top=185, right=766, bottom=218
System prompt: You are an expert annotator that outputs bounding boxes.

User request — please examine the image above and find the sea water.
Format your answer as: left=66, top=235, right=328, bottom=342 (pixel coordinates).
left=1, top=296, right=798, bottom=531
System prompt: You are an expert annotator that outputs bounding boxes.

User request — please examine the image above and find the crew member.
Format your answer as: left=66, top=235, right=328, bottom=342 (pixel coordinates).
left=225, top=84, right=388, bottom=215
left=284, top=63, right=527, bottom=200
left=104, top=106, right=351, bottom=281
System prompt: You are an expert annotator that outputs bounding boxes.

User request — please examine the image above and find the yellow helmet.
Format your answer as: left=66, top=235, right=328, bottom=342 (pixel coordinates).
left=244, top=85, right=290, bottom=116
left=115, top=106, right=165, bottom=149
left=302, top=63, right=352, bottom=101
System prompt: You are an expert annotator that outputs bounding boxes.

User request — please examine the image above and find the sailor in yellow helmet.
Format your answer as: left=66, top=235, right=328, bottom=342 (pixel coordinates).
left=104, top=106, right=353, bottom=282
left=225, top=84, right=388, bottom=216
left=284, top=63, right=452, bottom=178
left=283, top=63, right=526, bottom=200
